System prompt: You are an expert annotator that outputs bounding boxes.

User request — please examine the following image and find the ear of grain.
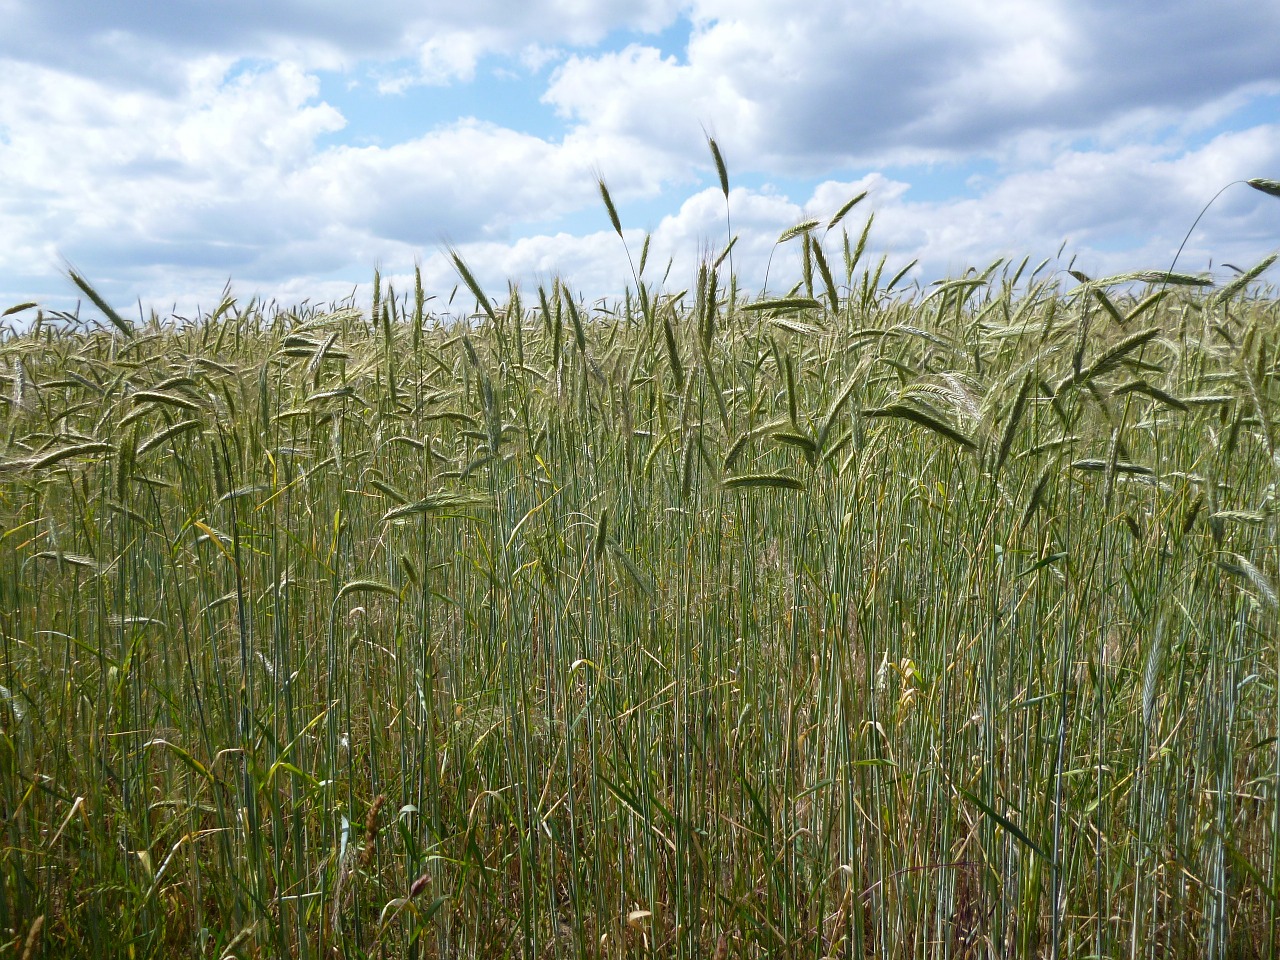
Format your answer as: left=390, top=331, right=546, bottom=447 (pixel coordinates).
left=1109, top=379, right=1189, bottom=411
left=138, top=419, right=201, bottom=456
left=600, top=177, right=641, bottom=289
left=866, top=402, right=976, bottom=450
left=722, top=471, right=805, bottom=492
left=598, top=178, right=624, bottom=239
left=1020, top=462, right=1055, bottom=529
left=1060, top=327, right=1162, bottom=394
left=564, top=292, right=588, bottom=356
left=450, top=249, right=497, bottom=323
left=368, top=477, right=408, bottom=504
left=1247, top=177, right=1280, bottom=198
left=412, top=263, right=425, bottom=351
left=1089, top=286, right=1126, bottom=327
left=811, top=238, right=840, bottom=314
left=783, top=352, right=800, bottom=426
left=708, top=137, right=729, bottom=199
left=816, top=372, right=862, bottom=454
left=30, top=441, right=114, bottom=470
left=740, top=297, right=823, bottom=314
left=308, top=330, right=342, bottom=387
left=68, top=270, right=133, bottom=338
left=885, top=258, right=918, bottom=295
left=991, top=372, right=1033, bottom=478
left=115, top=424, right=137, bottom=500
left=680, top=431, right=696, bottom=498
left=1238, top=321, right=1276, bottom=457
left=846, top=213, right=873, bottom=281
left=696, top=261, right=712, bottom=351
left=1234, top=554, right=1277, bottom=608
left=607, top=541, right=655, bottom=598
left=592, top=504, right=609, bottom=560
left=713, top=236, right=736, bottom=271
left=19, top=916, right=43, bottom=960
left=1141, top=619, right=1167, bottom=730
left=826, top=191, right=868, bottom=233
left=380, top=493, right=492, bottom=523
left=1212, top=252, right=1277, bottom=306
left=867, top=254, right=887, bottom=296
left=662, top=312, right=685, bottom=390
left=10, top=356, right=30, bottom=415
left=778, top=220, right=819, bottom=244
left=802, top=232, right=815, bottom=299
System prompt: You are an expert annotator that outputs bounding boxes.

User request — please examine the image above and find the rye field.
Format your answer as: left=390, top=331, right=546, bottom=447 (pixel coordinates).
left=2, top=184, right=1280, bottom=957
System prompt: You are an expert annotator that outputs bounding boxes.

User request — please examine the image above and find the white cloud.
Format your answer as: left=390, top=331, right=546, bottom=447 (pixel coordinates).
left=435, top=126, right=1280, bottom=307
left=546, top=0, right=1280, bottom=171
left=0, top=58, right=349, bottom=288
left=57, top=118, right=1280, bottom=325
left=2, top=0, right=1279, bottom=323
left=813, top=127, right=1280, bottom=286
left=376, top=30, right=491, bottom=90
left=0, top=50, right=688, bottom=311
left=519, top=43, right=563, bottom=72
left=293, top=120, right=599, bottom=242
left=547, top=44, right=758, bottom=158
left=0, top=0, right=688, bottom=88
left=172, top=63, right=347, bottom=173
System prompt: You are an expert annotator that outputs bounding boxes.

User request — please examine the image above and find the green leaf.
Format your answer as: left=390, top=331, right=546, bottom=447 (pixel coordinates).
left=145, top=738, right=214, bottom=785
left=961, top=789, right=1047, bottom=859
left=1015, top=552, right=1068, bottom=580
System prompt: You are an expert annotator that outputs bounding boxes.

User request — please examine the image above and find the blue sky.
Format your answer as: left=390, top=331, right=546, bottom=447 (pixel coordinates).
left=1, top=0, right=1278, bottom=320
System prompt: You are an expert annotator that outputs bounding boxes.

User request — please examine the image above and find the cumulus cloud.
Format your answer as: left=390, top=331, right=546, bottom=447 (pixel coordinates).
left=0, top=50, right=686, bottom=311
left=440, top=125, right=1280, bottom=306
left=1, top=0, right=1278, bottom=321
left=897, top=127, right=1280, bottom=277
left=0, top=59, right=344, bottom=278
left=0, top=0, right=687, bottom=88
left=547, top=0, right=1280, bottom=169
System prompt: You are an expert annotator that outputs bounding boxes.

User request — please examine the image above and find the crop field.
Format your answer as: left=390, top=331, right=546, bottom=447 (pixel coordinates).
left=2, top=182, right=1280, bottom=957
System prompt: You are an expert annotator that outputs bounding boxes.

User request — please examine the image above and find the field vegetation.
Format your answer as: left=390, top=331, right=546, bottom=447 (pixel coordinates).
left=2, top=173, right=1280, bottom=958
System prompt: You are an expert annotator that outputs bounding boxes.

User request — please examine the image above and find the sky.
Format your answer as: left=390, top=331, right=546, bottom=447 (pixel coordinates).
left=2, top=0, right=1278, bottom=322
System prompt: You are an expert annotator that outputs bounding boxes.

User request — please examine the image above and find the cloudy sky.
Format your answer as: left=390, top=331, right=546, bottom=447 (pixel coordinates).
left=2, top=0, right=1278, bottom=320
